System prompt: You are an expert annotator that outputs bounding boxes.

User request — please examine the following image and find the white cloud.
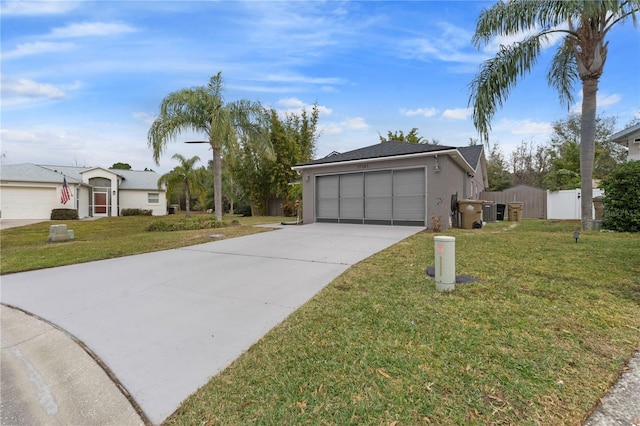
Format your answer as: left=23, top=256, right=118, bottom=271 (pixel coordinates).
left=342, top=117, right=368, bottom=130
left=401, top=22, right=489, bottom=65
left=498, top=119, right=553, bottom=136
left=2, top=41, right=74, bottom=59
left=401, top=107, right=438, bottom=118
left=264, top=73, right=345, bottom=86
left=442, top=108, right=472, bottom=120
left=48, top=22, right=137, bottom=38
left=0, top=1, right=79, bottom=15
left=274, top=97, right=332, bottom=116
left=1, top=75, right=65, bottom=108
left=318, top=123, right=342, bottom=136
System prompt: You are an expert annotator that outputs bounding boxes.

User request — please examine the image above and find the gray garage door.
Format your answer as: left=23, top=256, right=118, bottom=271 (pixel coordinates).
left=316, top=168, right=425, bottom=226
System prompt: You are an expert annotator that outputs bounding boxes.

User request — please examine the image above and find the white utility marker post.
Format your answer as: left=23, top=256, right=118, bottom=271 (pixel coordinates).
left=434, top=236, right=455, bottom=291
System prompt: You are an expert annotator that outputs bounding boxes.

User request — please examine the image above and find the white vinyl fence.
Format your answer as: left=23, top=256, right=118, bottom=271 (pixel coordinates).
left=546, top=189, right=603, bottom=220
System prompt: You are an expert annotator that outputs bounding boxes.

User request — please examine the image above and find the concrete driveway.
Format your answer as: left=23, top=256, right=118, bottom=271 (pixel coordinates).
left=0, top=223, right=422, bottom=424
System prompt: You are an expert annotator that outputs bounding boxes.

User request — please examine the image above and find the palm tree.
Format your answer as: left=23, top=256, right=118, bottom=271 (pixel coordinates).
left=469, top=0, right=639, bottom=230
left=149, top=72, right=270, bottom=221
left=158, top=154, right=206, bottom=217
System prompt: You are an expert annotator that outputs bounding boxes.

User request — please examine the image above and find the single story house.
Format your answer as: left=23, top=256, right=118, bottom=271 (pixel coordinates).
left=610, top=122, right=640, bottom=161
left=0, top=163, right=166, bottom=220
left=292, top=141, right=487, bottom=229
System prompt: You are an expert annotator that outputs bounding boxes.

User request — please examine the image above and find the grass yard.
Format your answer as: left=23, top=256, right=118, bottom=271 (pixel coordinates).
left=162, top=220, right=640, bottom=426
left=0, top=213, right=289, bottom=274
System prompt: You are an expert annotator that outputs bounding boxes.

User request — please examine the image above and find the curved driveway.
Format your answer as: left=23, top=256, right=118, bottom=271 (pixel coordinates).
left=1, top=223, right=422, bottom=425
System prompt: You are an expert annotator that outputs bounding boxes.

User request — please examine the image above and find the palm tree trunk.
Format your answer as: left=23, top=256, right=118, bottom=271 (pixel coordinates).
left=184, top=183, right=191, bottom=217
left=213, top=147, right=223, bottom=221
left=580, top=77, right=598, bottom=231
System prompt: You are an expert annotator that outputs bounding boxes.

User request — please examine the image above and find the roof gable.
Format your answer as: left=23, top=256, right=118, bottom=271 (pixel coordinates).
left=458, top=145, right=483, bottom=170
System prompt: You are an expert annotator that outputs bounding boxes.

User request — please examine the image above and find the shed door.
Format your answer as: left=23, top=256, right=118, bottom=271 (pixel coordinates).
left=316, top=168, right=425, bottom=226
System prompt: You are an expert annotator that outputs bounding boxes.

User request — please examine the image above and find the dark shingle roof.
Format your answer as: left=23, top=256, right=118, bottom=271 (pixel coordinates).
left=458, top=145, right=483, bottom=170
left=297, top=141, right=454, bottom=166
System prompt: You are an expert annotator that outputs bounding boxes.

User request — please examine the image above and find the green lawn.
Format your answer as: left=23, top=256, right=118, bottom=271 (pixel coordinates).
left=2, top=218, right=638, bottom=425
left=0, top=213, right=289, bottom=274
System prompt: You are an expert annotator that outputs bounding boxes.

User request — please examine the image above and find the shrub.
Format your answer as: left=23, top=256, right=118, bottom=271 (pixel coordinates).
left=601, top=160, right=640, bottom=232
left=51, top=208, right=78, bottom=220
left=146, top=217, right=226, bottom=232
left=122, top=208, right=153, bottom=216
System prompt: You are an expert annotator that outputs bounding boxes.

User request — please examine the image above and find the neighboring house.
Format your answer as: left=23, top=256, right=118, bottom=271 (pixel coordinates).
left=610, top=122, right=640, bottom=161
left=292, top=141, right=488, bottom=229
left=0, top=163, right=167, bottom=220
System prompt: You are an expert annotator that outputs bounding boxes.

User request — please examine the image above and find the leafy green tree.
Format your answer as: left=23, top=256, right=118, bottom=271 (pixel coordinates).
left=601, top=160, right=640, bottom=232
left=544, top=113, right=623, bottom=190
left=485, top=141, right=511, bottom=191
left=148, top=72, right=270, bottom=221
left=233, top=105, right=319, bottom=215
left=509, top=140, right=550, bottom=187
left=469, top=0, right=639, bottom=230
left=157, top=154, right=206, bottom=217
left=379, top=128, right=435, bottom=144
left=111, top=162, right=132, bottom=170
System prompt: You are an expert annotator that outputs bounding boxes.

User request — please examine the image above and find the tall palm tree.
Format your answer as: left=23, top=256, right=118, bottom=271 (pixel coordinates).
left=149, top=72, right=270, bottom=221
left=158, top=154, right=206, bottom=217
left=469, top=0, right=639, bottom=230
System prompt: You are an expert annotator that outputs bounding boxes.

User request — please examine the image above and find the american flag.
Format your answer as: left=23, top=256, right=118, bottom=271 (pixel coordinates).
left=61, top=177, right=71, bottom=204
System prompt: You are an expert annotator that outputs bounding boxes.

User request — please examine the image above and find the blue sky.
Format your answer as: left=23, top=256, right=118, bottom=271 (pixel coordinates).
left=1, top=0, right=639, bottom=174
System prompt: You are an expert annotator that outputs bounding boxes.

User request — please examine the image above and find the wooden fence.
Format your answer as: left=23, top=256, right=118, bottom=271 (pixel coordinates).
left=480, top=185, right=547, bottom=219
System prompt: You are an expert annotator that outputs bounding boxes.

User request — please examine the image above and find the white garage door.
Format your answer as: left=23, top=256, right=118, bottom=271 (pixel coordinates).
left=316, top=168, right=425, bottom=226
left=0, top=186, right=57, bottom=219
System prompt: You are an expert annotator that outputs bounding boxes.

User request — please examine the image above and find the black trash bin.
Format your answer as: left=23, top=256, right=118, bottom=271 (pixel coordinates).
left=496, top=203, right=506, bottom=221
left=168, top=207, right=175, bottom=214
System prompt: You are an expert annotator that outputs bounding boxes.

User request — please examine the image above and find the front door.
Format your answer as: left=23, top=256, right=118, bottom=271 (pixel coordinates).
left=93, top=190, right=109, bottom=216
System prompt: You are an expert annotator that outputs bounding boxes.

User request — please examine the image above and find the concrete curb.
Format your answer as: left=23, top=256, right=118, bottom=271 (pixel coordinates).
left=1, top=305, right=146, bottom=426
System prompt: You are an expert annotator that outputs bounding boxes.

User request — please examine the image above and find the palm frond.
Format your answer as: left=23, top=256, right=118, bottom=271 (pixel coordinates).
left=473, top=0, right=580, bottom=47
left=548, top=37, right=579, bottom=109
left=469, top=36, right=542, bottom=140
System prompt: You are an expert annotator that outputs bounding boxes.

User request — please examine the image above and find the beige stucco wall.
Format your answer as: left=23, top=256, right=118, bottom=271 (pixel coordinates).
left=119, top=190, right=167, bottom=216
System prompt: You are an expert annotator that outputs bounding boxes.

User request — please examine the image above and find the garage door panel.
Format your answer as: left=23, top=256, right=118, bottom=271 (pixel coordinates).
left=393, top=196, right=424, bottom=220
left=340, top=198, right=363, bottom=220
left=365, top=172, right=392, bottom=197
left=1, top=187, right=57, bottom=219
left=365, top=197, right=392, bottom=220
left=315, top=168, right=425, bottom=226
left=316, top=176, right=339, bottom=219
left=339, top=174, right=363, bottom=197
left=394, top=169, right=425, bottom=195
